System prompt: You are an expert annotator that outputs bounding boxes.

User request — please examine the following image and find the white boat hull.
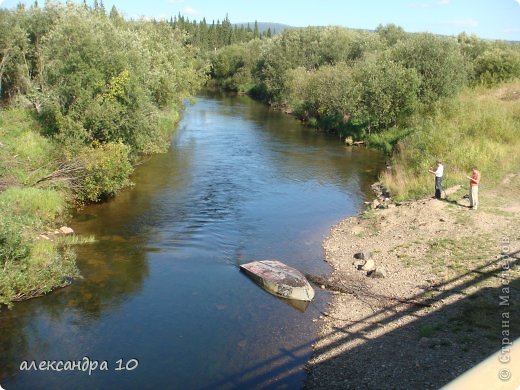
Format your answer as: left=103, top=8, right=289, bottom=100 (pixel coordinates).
left=240, top=260, right=315, bottom=302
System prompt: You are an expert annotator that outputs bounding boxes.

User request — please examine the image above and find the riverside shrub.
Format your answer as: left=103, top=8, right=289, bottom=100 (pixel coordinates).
left=77, top=142, right=133, bottom=202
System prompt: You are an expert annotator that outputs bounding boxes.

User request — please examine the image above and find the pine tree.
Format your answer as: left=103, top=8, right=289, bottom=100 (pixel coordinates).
left=200, top=17, right=208, bottom=49
left=109, top=5, right=123, bottom=22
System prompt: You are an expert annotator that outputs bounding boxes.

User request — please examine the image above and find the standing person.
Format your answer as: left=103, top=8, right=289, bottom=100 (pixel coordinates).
left=466, top=167, right=481, bottom=209
left=428, top=160, right=444, bottom=199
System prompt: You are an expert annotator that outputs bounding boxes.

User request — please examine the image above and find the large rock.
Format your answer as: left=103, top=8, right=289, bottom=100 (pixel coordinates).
left=59, top=226, right=74, bottom=235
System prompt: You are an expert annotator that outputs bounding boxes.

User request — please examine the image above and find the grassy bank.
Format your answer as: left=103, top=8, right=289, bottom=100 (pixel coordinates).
left=380, top=81, right=520, bottom=200
left=0, top=104, right=186, bottom=307
left=0, top=109, right=79, bottom=306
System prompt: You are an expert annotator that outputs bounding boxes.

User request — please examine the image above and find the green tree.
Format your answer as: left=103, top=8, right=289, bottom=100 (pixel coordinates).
left=474, top=47, right=520, bottom=85
left=376, top=23, right=406, bottom=46
left=0, top=11, right=29, bottom=99
left=390, top=33, right=467, bottom=105
left=351, top=56, right=420, bottom=133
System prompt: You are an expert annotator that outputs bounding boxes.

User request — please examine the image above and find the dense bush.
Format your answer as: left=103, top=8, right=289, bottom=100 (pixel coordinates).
left=1, top=2, right=208, bottom=195
left=474, top=48, right=520, bottom=86
left=389, top=33, right=467, bottom=105
left=211, top=25, right=519, bottom=140
left=76, top=142, right=133, bottom=202
left=351, top=56, right=420, bottom=133
left=211, top=41, right=262, bottom=92
left=286, top=63, right=355, bottom=132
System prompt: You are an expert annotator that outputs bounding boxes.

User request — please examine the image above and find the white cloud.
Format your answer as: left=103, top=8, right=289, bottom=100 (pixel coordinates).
left=516, top=0, right=520, bottom=6
left=182, top=6, right=197, bottom=16
left=439, top=19, right=479, bottom=28
left=437, top=0, right=451, bottom=5
left=0, top=0, right=5, bottom=5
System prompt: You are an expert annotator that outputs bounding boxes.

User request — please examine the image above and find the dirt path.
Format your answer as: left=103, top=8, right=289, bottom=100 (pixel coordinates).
left=305, top=176, right=520, bottom=389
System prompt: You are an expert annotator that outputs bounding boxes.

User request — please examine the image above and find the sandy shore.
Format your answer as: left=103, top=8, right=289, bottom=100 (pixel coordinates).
left=305, top=175, right=520, bottom=389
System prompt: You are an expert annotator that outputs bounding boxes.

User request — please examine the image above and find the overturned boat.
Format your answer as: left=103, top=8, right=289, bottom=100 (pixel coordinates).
left=240, top=260, right=315, bottom=302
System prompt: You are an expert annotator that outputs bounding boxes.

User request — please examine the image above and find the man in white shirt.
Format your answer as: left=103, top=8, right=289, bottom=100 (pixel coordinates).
left=428, top=160, right=444, bottom=199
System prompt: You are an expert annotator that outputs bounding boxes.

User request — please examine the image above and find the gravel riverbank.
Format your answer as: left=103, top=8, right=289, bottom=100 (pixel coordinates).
left=305, top=176, right=520, bottom=389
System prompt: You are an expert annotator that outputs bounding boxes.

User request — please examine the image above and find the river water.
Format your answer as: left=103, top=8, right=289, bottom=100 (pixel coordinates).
left=0, top=91, right=383, bottom=389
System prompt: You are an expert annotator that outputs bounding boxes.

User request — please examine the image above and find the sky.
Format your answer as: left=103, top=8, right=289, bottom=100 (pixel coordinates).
left=1, top=0, right=519, bottom=41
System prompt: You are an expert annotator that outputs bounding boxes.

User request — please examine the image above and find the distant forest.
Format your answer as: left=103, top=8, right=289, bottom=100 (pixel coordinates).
left=170, top=14, right=278, bottom=50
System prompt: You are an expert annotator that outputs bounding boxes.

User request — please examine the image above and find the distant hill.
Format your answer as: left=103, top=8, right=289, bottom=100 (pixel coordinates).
left=233, top=22, right=293, bottom=35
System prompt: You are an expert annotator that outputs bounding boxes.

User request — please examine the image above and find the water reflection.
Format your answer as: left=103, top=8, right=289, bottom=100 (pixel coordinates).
left=1, top=92, right=383, bottom=389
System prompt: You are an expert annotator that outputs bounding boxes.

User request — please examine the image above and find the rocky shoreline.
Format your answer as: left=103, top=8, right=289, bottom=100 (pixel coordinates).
left=305, top=176, right=520, bottom=389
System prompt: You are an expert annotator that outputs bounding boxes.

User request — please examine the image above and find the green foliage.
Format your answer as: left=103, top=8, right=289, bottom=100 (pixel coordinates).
left=390, top=33, right=467, bottom=105
left=474, top=48, right=520, bottom=86
left=254, top=28, right=322, bottom=102
left=0, top=187, right=79, bottom=307
left=376, top=24, right=407, bottom=46
left=0, top=237, right=80, bottom=307
left=351, top=56, right=420, bottom=133
left=35, top=6, right=205, bottom=154
left=77, top=142, right=133, bottom=202
left=210, top=25, right=519, bottom=145
left=0, top=108, right=57, bottom=186
left=0, top=3, right=208, bottom=305
left=210, top=25, right=520, bottom=140
left=0, top=216, right=30, bottom=270
left=286, top=63, right=355, bottom=132
left=382, top=81, right=520, bottom=199
left=1, top=3, right=207, bottom=157
left=171, top=15, right=272, bottom=50
left=0, top=187, right=65, bottom=222
left=367, top=127, right=416, bottom=154
left=284, top=54, right=420, bottom=135
left=211, top=41, right=261, bottom=92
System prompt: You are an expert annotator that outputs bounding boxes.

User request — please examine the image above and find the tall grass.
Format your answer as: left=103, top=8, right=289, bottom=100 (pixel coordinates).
left=0, top=110, right=81, bottom=307
left=0, top=186, right=81, bottom=307
left=0, top=187, right=65, bottom=222
left=382, top=81, right=520, bottom=200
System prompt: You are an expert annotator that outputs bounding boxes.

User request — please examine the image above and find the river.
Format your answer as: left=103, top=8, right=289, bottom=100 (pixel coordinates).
left=0, top=91, right=383, bottom=389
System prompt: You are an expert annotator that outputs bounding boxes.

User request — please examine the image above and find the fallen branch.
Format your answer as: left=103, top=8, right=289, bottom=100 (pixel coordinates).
left=306, top=273, right=432, bottom=308
left=31, top=161, right=86, bottom=191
